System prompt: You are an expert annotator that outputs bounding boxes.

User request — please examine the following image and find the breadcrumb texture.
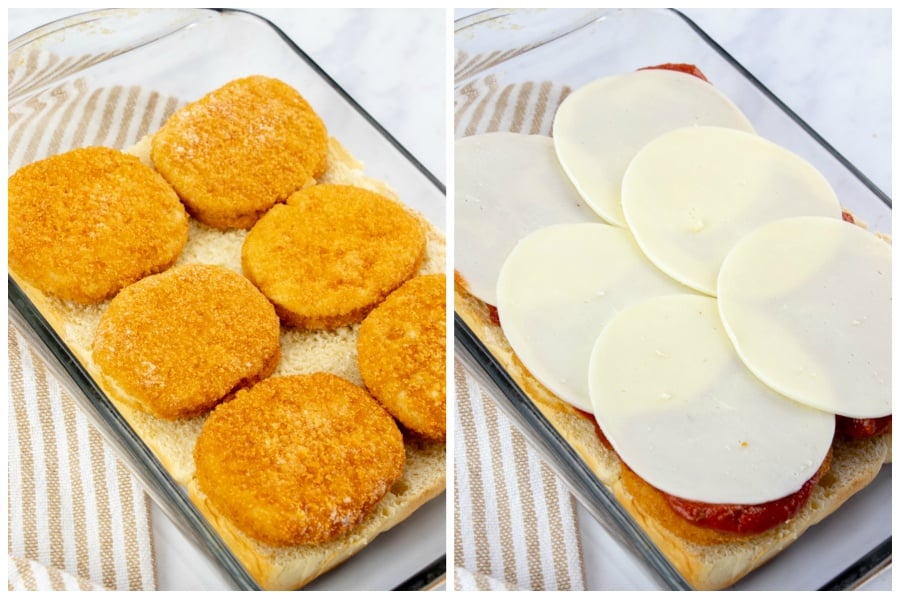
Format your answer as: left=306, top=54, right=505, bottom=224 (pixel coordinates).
left=8, top=146, right=189, bottom=303
left=151, top=75, right=328, bottom=229
left=12, top=114, right=446, bottom=589
left=189, top=435, right=445, bottom=590
left=195, top=373, right=405, bottom=547
left=358, top=274, right=447, bottom=442
left=92, top=264, right=281, bottom=419
left=242, top=184, right=426, bottom=329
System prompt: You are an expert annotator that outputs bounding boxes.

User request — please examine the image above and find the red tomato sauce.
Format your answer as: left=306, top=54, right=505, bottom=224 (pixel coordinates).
left=585, top=412, right=828, bottom=535
left=638, top=62, right=710, bottom=83
left=487, top=304, right=501, bottom=327
left=663, top=466, right=823, bottom=535
left=836, top=414, right=891, bottom=439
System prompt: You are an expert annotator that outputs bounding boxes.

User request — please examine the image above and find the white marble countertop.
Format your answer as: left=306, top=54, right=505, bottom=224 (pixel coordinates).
left=680, top=8, right=891, bottom=199
left=8, top=7, right=892, bottom=592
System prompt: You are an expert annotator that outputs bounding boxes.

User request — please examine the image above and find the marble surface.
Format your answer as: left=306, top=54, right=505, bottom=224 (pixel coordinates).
left=680, top=8, right=891, bottom=199
left=8, top=6, right=892, bottom=592
left=7, top=8, right=447, bottom=186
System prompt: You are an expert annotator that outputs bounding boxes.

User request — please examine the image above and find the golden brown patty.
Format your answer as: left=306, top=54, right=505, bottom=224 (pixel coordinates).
left=358, top=274, right=446, bottom=442
left=8, top=146, right=189, bottom=303
left=193, top=373, right=406, bottom=546
left=92, top=264, right=281, bottom=419
left=241, top=184, right=426, bottom=329
left=150, top=75, right=328, bottom=229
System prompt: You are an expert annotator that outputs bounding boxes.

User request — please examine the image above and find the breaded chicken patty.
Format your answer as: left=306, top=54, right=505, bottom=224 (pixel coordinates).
left=151, top=75, right=328, bottom=229
left=92, top=264, right=281, bottom=419
left=8, top=146, right=189, bottom=303
left=358, top=274, right=446, bottom=442
left=241, top=184, right=426, bottom=329
left=193, top=373, right=406, bottom=546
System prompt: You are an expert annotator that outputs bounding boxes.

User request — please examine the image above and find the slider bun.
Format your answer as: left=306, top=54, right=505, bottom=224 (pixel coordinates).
left=13, top=125, right=446, bottom=589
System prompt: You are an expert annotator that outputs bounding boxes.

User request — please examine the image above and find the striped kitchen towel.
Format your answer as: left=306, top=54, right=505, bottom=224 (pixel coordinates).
left=8, top=50, right=181, bottom=591
left=8, top=324, right=157, bottom=591
left=453, top=48, right=585, bottom=591
left=454, top=363, right=584, bottom=591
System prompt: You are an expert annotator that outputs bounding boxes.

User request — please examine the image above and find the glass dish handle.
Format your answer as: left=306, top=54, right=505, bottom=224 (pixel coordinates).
left=8, top=8, right=214, bottom=103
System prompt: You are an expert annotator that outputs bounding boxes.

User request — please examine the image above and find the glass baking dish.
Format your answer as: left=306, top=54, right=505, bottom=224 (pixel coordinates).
left=453, top=8, right=891, bottom=590
left=8, top=8, right=446, bottom=591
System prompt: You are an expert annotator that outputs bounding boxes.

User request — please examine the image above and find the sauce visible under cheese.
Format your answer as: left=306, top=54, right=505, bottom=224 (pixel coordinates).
left=661, top=453, right=828, bottom=535
left=552, top=69, right=754, bottom=227
left=589, top=294, right=834, bottom=505
left=621, top=126, right=842, bottom=296
left=455, top=132, right=598, bottom=306
left=717, top=216, right=892, bottom=419
left=496, top=223, right=692, bottom=413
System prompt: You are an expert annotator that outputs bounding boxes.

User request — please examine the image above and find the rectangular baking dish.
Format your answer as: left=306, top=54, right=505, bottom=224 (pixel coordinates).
left=453, top=8, right=891, bottom=591
left=8, top=8, right=446, bottom=591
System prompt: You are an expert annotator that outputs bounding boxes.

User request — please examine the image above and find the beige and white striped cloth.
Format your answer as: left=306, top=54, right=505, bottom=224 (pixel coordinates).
left=454, top=363, right=584, bottom=591
left=453, top=50, right=586, bottom=591
left=8, top=51, right=181, bottom=591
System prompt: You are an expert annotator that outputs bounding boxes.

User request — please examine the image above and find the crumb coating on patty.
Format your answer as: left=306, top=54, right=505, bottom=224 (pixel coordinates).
left=92, top=264, right=281, bottom=419
left=241, top=184, right=426, bottom=329
left=194, top=373, right=406, bottom=546
left=8, top=146, right=189, bottom=303
left=151, top=75, right=328, bottom=229
left=358, top=274, right=447, bottom=442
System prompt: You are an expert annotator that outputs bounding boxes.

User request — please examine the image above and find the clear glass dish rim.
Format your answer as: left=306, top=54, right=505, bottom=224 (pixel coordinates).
left=452, top=7, right=891, bottom=591
left=7, top=7, right=446, bottom=591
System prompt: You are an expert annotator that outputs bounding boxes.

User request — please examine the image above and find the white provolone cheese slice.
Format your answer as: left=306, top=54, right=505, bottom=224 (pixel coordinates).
left=496, top=223, right=692, bottom=413
left=717, top=217, right=891, bottom=418
left=622, top=126, right=842, bottom=295
left=455, top=132, right=599, bottom=306
left=589, top=294, right=835, bottom=504
left=553, top=69, right=754, bottom=227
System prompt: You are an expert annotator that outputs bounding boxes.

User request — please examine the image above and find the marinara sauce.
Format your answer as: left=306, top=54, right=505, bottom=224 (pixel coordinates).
left=664, top=461, right=827, bottom=535
left=638, top=62, right=710, bottom=82
left=581, top=410, right=831, bottom=535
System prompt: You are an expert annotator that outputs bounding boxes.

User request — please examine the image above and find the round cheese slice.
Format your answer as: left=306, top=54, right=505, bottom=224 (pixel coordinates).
left=496, top=223, right=692, bottom=413
left=552, top=69, right=754, bottom=227
left=717, top=216, right=891, bottom=418
left=589, top=294, right=835, bottom=504
left=455, top=132, right=599, bottom=306
left=622, top=126, right=842, bottom=295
